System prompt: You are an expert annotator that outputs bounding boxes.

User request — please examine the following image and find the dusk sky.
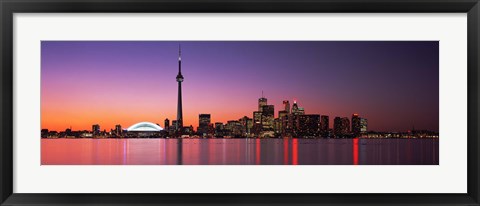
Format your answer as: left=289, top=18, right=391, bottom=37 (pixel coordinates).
left=41, top=41, right=439, bottom=132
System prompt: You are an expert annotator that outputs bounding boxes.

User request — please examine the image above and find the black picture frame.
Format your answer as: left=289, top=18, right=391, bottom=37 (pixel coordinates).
left=1, top=0, right=479, bottom=205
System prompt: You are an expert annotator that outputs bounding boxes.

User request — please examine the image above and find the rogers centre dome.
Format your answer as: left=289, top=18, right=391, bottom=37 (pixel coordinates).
left=126, top=122, right=163, bottom=132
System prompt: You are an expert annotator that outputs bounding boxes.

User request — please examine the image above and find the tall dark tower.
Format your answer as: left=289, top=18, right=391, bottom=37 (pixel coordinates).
left=258, top=91, right=267, bottom=112
left=176, top=45, right=184, bottom=131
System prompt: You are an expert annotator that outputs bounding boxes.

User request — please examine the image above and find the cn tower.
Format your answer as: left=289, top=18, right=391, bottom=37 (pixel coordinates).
left=176, top=45, right=184, bottom=132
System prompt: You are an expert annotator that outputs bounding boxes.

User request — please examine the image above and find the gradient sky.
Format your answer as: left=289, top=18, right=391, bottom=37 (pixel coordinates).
left=41, top=41, right=439, bottom=132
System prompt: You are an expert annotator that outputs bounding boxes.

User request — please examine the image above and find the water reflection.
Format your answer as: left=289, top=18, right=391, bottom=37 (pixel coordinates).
left=353, top=138, right=359, bottom=165
left=41, top=138, right=438, bottom=165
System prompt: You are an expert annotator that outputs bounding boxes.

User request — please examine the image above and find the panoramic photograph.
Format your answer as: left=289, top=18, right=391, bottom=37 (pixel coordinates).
left=41, top=41, right=439, bottom=165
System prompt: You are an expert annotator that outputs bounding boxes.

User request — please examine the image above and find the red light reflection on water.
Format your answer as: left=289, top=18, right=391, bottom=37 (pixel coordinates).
left=256, top=138, right=261, bottom=165
left=292, top=138, right=298, bottom=165
left=353, top=138, right=359, bottom=165
left=283, top=138, right=289, bottom=164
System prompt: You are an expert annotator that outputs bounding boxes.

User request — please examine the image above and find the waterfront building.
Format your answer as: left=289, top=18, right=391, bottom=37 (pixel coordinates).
left=278, top=110, right=289, bottom=119
left=253, top=111, right=262, bottom=125
left=288, top=114, right=300, bottom=136
left=320, top=115, right=329, bottom=135
left=352, top=113, right=361, bottom=136
left=164, top=118, right=170, bottom=131
left=292, top=101, right=299, bottom=114
left=360, top=118, right=368, bottom=134
left=281, top=114, right=292, bottom=136
left=341, top=117, right=350, bottom=136
left=126, top=122, right=163, bottom=137
left=170, top=120, right=178, bottom=135
left=41, top=129, right=48, bottom=138
left=115, top=124, right=122, bottom=136
left=214, top=122, right=224, bottom=137
left=215, top=122, right=224, bottom=130
left=261, top=105, right=275, bottom=130
left=284, top=100, right=306, bottom=136
left=183, top=125, right=194, bottom=135
left=258, top=92, right=268, bottom=112
left=239, top=116, right=253, bottom=136
left=283, top=100, right=290, bottom=113
left=333, top=117, right=342, bottom=136
left=198, top=114, right=211, bottom=136
left=92, top=124, right=100, bottom=135
left=291, top=100, right=305, bottom=115
left=298, top=107, right=305, bottom=115
left=297, top=114, right=320, bottom=137
left=65, top=127, right=72, bottom=136
left=352, top=114, right=368, bottom=137
left=252, top=111, right=263, bottom=135
left=278, top=110, right=289, bottom=133
left=226, top=120, right=243, bottom=137
left=274, top=118, right=281, bottom=135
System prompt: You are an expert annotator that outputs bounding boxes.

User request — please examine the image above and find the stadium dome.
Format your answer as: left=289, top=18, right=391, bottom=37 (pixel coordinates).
left=127, top=122, right=163, bottom=132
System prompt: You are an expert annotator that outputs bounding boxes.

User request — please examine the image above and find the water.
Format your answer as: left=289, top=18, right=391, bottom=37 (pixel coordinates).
left=41, top=138, right=438, bottom=165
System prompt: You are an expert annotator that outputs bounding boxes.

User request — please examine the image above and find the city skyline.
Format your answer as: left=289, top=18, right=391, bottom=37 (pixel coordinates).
left=41, top=41, right=439, bottom=132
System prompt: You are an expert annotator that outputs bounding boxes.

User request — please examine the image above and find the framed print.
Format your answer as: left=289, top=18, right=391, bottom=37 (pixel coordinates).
left=1, top=0, right=479, bottom=205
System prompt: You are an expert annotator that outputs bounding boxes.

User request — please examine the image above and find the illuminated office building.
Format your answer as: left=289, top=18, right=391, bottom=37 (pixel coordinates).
left=360, top=118, right=368, bottom=134
left=261, top=105, right=275, bottom=130
left=352, top=113, right=361, bottom=136
left=258, top=92, right=267, bottom=112
left=320, top=115, right=329, bottom=135
left=283, top=100, right=290, bottom=113
left=198, top=114, right=211, bottom=135
left=297, top=114, right=320, bottom=137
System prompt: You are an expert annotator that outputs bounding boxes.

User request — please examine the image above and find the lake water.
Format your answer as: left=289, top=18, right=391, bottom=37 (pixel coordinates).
left=41, top=138, right=438, bottom=165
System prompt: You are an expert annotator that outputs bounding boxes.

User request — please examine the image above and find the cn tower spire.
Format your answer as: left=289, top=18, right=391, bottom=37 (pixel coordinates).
left=178, top=44, right=182, bottom=74
left=176, top=44, right=184, bottom=133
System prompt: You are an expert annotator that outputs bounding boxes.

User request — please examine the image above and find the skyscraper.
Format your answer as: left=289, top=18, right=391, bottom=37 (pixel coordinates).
left=360, top=118, right=368, bottom=135
left=297, top=107, right=305, bottom=115
left=333, top=117, right=342, bottom=136
left=252, top=111, right=263, bottom=135
left=274, top=118, right=281, bottom=134
left=164, top=118, right=170, bottom=131
left=261, top=105, right=275, bottom=130
left=258, top=93, right=267, bottom=112
left=297, top=114, right=320, bottom=137
left=292, top=100, right=299, bottom=114
left=283, top=100, right=290, bottom=113
left=214, top=122, right=224, bottom=137
left=352, top=114, right=368, bottom=137
left=341, top=117, right=350, bottom=135
left=198, top=114, right=211, bottom=135
left=115, top=124, right=122, bottom=136
left=92, top=124, right=100, bottom=135
left=278, top=110, right=289, bottom=133
left=291, top=100, right=305, bottom=115
left=176, top=45, right=184, bottom=132
left=239, top=116, right=253, bottom=136
left=281, top=114, right=292, bottom=136
left=171, top=120, right=178, bottom=135
left=226, top=120, right=243, bottom=137
left=320, top=115, right=329, bottom=134
left=352, top=113, right=361, bottom=136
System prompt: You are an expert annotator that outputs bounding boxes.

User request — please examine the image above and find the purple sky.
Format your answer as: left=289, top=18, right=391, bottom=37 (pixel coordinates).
left=41, top=41, right=439, bottom=132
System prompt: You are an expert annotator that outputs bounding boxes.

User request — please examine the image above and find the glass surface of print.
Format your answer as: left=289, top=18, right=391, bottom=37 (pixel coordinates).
left=41, top=41, right=439, bottom=165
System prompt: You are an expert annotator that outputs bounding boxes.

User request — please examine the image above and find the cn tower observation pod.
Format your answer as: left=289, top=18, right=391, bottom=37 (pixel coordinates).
left=126, top=122, right=163, bottom=132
